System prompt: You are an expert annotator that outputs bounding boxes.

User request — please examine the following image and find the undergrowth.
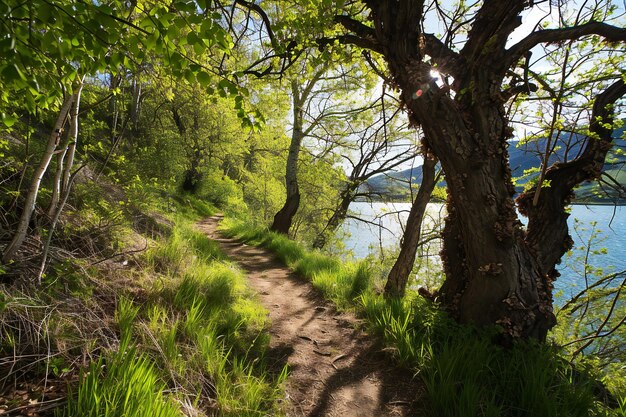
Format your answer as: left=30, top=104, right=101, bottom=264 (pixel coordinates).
left=1, top=192, right=287, bottom=417
left=221, top=217, right=626, bottom=417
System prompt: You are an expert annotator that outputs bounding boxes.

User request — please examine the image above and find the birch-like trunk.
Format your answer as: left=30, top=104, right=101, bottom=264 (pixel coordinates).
left=3, top=94, right=74, bottom=263
left=270, top=80, right=305, bottom=234
left=48, top=80, right=83, bottom=219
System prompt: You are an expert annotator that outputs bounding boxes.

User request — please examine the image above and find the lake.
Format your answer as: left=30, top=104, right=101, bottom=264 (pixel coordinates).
left=340, top=202, right=625, bottom=302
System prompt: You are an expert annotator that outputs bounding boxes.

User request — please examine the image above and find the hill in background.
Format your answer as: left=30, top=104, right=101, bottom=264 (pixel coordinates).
left=363, top=129, right=626, bottom=204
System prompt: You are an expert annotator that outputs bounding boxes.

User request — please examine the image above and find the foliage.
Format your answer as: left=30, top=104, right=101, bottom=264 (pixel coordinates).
left=0, top=0, right=249, bottom=126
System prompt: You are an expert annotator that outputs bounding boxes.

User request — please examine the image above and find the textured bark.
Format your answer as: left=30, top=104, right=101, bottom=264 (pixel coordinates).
left=3, top=94, right=74, bottom=263
left=270, top=124, right=303, bottom=234
left=384, top=156, right=437, bottom=298
left=336, top=0, right=625, bottom=339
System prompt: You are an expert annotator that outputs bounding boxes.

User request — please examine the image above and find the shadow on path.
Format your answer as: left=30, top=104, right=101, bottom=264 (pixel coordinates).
left=197, top=216, right=426, bottom=417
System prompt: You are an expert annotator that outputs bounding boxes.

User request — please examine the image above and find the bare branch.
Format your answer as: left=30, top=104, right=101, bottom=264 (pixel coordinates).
left=507, top=21, right=626, bottom=69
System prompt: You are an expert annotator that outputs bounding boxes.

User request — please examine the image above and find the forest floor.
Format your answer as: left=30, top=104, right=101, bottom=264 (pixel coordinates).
left=197, top=215, right=426, bottom=417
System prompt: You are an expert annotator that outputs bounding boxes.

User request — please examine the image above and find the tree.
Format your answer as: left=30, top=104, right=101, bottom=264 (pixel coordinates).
left=270, top=69, right=324, bottom=234
left=384, top=155, right=439, bottom=297
left=270, top=50, right=372, bottom=234
left=0, top=0, right=243, bottom=264
left=312, top=97, right=420, bottom=249
left=326, top=0, right=625, bottom=339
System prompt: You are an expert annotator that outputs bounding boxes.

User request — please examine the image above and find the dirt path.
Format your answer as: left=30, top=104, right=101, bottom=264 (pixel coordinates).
left=197, top=216, right=425, bottom=417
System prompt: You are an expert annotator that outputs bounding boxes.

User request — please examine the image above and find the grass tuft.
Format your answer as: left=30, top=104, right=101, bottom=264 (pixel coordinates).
left=60, top=335, right=182, bottom=417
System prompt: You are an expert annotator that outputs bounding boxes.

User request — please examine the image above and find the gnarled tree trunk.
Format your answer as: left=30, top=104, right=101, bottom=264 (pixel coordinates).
left=336, top=0, right=626, bottom=340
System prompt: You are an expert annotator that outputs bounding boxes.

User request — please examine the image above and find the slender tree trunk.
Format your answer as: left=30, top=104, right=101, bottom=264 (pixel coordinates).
left=384, top=156, right=438, bottom=297
left=48, top=80, right=84, bottom=218
left=37, top=165, right=85, bottom=285
left=3, top=94, right=74, bottom=263
left=312, top=186, right=354, bottom=249
left=270, top=129, right=303, bottom=234
left=108, top=73, right=121, bottom=140
left=129, top=78, right=142, bottom=131
left=271, top=80, right=305, bottom=234
left=62, top=80, right=84, bottom=194
left=48, top=138, right=69, bottom=218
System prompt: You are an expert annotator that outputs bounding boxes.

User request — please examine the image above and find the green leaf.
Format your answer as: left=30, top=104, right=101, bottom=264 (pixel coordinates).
left=196, top=71, right=212, bottom=86
left=1, top=112, right=18, bottom=128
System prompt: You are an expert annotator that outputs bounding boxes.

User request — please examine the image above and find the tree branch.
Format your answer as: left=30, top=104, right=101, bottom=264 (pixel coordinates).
left=324, top=15, right=384, bottom=54
left=422, top=33, right=462, bottom=77
left=507, top=21, right=626, bottom=69
left=233, top=0, right=278, bottom=50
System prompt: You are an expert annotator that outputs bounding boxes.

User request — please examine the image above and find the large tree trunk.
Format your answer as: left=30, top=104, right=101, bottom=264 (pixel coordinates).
left=409, top=83, right=556, bottom=340
left=358, top=1, right=555, bottom=340
left=336, top=0, right=625, bottom=340
left=384, top=156, right=437, bottom=297
left=3, top=94, right=74, bottom=263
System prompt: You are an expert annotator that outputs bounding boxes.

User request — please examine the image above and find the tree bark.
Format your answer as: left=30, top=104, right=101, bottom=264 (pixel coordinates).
left=3, top=94, right=74, bottom=263
left=270, top=127, right=303, bottom=234
left=48, top=80, right=84, bottom=219
left=384, top=156, right=437, bottom=298
left=270, top=79, right=306, bottom=234
left=336, top=0, right=550, bottom=339
left=331, top=0, right=626, bottom=340
left=62, top=80, right=84, bottom=194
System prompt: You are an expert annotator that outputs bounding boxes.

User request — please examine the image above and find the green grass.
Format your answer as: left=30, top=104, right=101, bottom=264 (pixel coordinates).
left=222, top=217, right=621, bottom=417
left=60, top=335, right=182, bottom=417
left=46, top=198, right=286, bottom=417
left=146, top=218, right=224, bottom=273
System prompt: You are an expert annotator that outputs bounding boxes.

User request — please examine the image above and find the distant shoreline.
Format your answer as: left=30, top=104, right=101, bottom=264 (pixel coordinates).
left=357, top=196, right=625, bottom=206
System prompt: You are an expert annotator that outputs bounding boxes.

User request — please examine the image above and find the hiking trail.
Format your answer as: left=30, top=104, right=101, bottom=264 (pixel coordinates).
left=197, top=215, right=425, bottom=417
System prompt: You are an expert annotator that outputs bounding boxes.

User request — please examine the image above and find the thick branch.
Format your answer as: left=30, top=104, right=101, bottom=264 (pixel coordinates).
left=507, top=21, right=626, bottom=69
left=460, top=0, right=526, bottom=66
left=519, top=79, right=626, bottom=276
left=422, top=33, right=462, bottom=78
left=321, top=15, right=384, bottom=53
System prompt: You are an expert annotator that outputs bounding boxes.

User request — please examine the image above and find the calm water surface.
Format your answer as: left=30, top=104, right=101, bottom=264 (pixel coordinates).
left=341, top=202, right=625, bottom=302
